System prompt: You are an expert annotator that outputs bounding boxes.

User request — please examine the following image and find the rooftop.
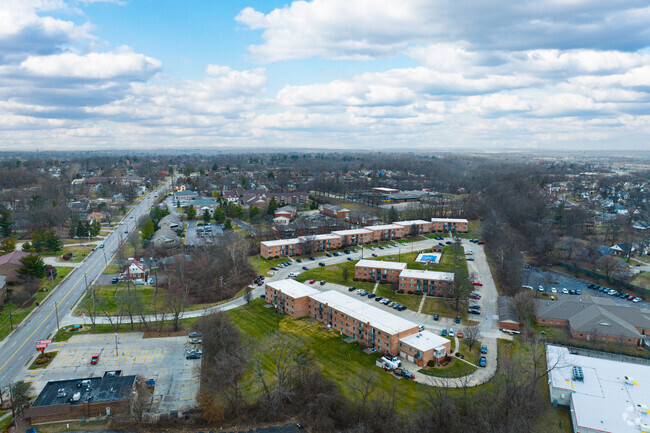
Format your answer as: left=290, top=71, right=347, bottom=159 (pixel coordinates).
left=547, top=345, right=650, bottom=433
left=431, top=218, right=469, bottom=223
left=356, top=259, right=408, bottom=271
left=31, top=375, right=137, bottom=408
left=267, top=279, right=320, bottom=299
left=299, top=233, right=341, bottom=241
left=394, top=220, right=431, bottom=226
left=365, top=224, right=403, bottom=231
left=261, top=238, right=302, bottom=247
left=310, top=290, right=418, bottom=335
left=399, top=331, right=449, bottom=352
left=332, top=228, right=372, bottom=236
left=399, top=269, right=454, bottom=281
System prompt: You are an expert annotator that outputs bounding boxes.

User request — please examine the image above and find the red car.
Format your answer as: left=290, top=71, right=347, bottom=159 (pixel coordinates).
left=90, top=355, right=99, bottom=365
left=477, top=241, right=485, bottom=245
left=257, top=281, right=264, bottom=286
left=309, top=279, right=316, bottom=284
left=469, top=293, right=481, bottom=299
left=472, top=282, right=483, bottom=286
left=182, top=405, right=201, bottom=415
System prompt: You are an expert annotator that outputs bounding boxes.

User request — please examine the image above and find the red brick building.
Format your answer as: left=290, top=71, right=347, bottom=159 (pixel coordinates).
left=398, top=269, right=455, bottom=296
left=265, top=280, right=320, bottom=318
left=354, top=259, right=407, bottom=283
left=398, top=330, right=451, bottom=366
left=365, top=224, right=406, bottom=242
left=430, top=218, right=469, bottom=233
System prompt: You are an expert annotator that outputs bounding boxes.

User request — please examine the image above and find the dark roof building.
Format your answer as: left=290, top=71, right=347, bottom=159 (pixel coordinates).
left=498, top=296, right=520, bottom=330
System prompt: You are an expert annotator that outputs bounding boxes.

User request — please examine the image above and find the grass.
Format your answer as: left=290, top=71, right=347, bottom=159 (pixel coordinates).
left=374, top=286, right=423, bottom=311
left=102, top=263, right=121, bottom=275
left=29, top=350, right=58, bottom=369
left=419, top=356, right=476, bottom=378
left=55, top=245, right=98, bottom=263
left=249, top=256, right=288, bottom=276
left=453, top=220, right=482, bottom=239
left=74, top=284, right=163, bottom=315
left=296, top=261, right=377, bottom=292
left=421, top=297, right=468, bottom=321
left=0, top=266, right=73, bottom=341
left=631, top=272, right=650, bottom=291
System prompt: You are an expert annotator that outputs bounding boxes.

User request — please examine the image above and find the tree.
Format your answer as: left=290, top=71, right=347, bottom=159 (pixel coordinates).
left=44, top=230, right=62, bottom=252
left=90, top=219, right=102, bottom=237
left=21, top=242, right=32, bottom=252
left=243, top=286, right=252, bottom=305
left=462, top=325, right=480, bottom=352
left=141, top=220, right=155, bottom=241
left=0, top=235, right=16, bottom=255
left=266, top=197, right=279, bottom=216
left=18, top=254, right=46, bottom=279
left=342, top=266, right=350, bottom=281
left=0, top=210, right=13, bottom=237
left=202, top=209, right=211, bottom=223
left=186, top=204, right=197, bottom=220
left=248, top=204, right=260, bottom=221
left=224, top=219, right=233, bottom=230
left=213, top=206, right=226, bottom=224
left=9, top=380, right=30, bottom=417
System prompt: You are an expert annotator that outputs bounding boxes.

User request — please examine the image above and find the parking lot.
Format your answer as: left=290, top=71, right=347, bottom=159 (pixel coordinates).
left=24, top=332, right=201, bottom=414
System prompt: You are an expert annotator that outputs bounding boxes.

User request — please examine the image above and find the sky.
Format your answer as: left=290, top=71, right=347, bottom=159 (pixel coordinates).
left=1, top=0, right=650, bottom=152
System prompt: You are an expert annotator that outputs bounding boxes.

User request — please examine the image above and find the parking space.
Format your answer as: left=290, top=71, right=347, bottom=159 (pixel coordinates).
left=24, top=332, right=201, bottom=414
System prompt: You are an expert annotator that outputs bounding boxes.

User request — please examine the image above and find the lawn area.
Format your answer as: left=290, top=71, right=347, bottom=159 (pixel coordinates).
left=374, top=286, right=423, bottom=311
left=631, top=271, right=650, bottom=291
left=29, top=350, right=58, bottom=369
left=0, top=266, right=73, bottom=341
left=228, top=299, right=433, bottom=410
left=73, top=284, right=163, bottom=315
left=421, top=296, right=468, bottom=321
left=454, top=220, right=482, bottom=239
left=102, top=263, right=121, bottom=275
left=55, top=245, right=98, bottom=263
left=295, top=261, right=378, bottom=293
left=419, top=356, right=476, bottom=378
left=249, top=256, right=288, bottom=276
left=366, top=245, right=466, bottom=273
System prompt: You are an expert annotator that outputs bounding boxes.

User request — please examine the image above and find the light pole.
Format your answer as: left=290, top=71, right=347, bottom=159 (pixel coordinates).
left=55, top=302, right=60, bottom=331
left=114, top=332, right=119, bottom=355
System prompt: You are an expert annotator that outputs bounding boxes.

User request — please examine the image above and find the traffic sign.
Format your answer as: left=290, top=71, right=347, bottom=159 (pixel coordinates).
left=36, top=343, right=47, bottom=349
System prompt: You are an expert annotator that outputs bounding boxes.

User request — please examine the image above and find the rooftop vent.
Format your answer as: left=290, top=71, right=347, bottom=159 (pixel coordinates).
left=625, top=376, right=636, bottom=385
left=572, top=366, right=584, bottom=382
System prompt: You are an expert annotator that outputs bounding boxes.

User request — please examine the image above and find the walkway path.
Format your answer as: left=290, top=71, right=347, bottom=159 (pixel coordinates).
left=417, top=293, right=426, bottom=313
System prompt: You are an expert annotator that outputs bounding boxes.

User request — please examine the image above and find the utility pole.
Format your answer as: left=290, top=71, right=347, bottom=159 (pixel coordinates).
left=8, top=306, right=12, bottom=330
left=114, top=332, right=119, bottom=355
left=55, top=302, right=60, bottom=331
left=8, top=383, right=16, bottom=429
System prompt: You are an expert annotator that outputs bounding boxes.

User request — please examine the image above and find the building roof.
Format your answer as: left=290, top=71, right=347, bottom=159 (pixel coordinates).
left=332, top=228, right=372, bottom=236
left=174, top=190, right=198, bottom=197
left=570, top=305, right=642, bottom=339
left=399, top=331, right=449, bottom=352
left=431, top=218, right=469, bottom=223
left=394, top=220, right=431, bottom=226
left=365, top=224, right=403, bottom=231
left=30, top=375, right=137, bottom=408
left=356, top=259, right=408, bottom=271
left=151, top=227, right=180, bottom=242
left=310, top=290, right=418, bottom=335
left=298, top=233, right=341, bottom=241
left=399, top=269, right=454, bottom=281
left=159, top=214, right=181, bottom=226
left=0, top=251, right=30, bottom=266
left=261, top=238, right=302, bottom=247
left=498, top=296, right=520, bottom=324
left=547, top=345, right=650, bottom=433
left=267, top=279, right=320, bottom=299
left=276, top=205, right=296, bottom=213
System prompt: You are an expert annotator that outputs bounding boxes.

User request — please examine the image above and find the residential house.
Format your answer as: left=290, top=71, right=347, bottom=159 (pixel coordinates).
left=158, top=214, right=182, bottom=231
left=151, top=227, right=181, bottom=250
left=121, top=260, right=148, bottom=281
left=274, top=205, right=297, bottom=220
left=0, top=251, right=31, bottom=283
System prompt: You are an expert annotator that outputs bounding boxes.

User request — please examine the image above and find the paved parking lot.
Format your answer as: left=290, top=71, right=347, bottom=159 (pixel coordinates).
left=24, top=332, right=201, bottom=414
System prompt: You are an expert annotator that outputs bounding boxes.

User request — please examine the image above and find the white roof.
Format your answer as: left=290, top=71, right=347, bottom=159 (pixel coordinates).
left=431, top=218, right=469, bottom=223
left=310, top=290, right=418, bottom=335
left=356, top=259, right=408, bottom=271
left=365, top=224, right=403, bottom=231
left=399, top=269, right=454, bottom=281
left=261, top=238, right=302, bottom=247
left=332, top=228, right=372, bottom=236
left=399, top=331, right=449, bottom=352
left=394, top=220, right=431, bottom=226
left=547, top=345, right=650, bottom=433
left=266, top=279, right=320, bottom=299
left=298, top=234, right=340, bottom=241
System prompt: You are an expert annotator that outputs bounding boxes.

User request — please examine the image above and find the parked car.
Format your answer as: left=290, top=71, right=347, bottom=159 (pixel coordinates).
left=481, top=345, right=487, bottom=354
left=270, top=267, right=279, bottom=271
left=470, top=293, right=481, bottom=299
left=479, top=356, right=486, bottom=367
left=190, top=338, right=202, bottom=344
left=441, top=329, right=447, bottom=336
left=309, top=256, right=316, bottom=260
left=347, top=257, right=354, bottom=261
left=455, top=316, right=461, bottom=324
left=296, top=258, right=302, bottom=262
left=348, top=286, right=356, bottom=292
left=302, top=266, right=309, bottom=270
left=189, top=332, right=202, bottom=338
left=368, top=293, right=376, bottom=299
left=632, top=297, right=642, bottom=303
left=111, top=277, right=119, bottom=284
left=469, top=305, right=481, bottom=310
left=457, top=331, right=463, bottom=338
left=419, top=325, right=425, bottom=331
left=99, top=243, right=104, bottom=248
left=309, top=279, right=316, bottom=284
left=186, top=352, right=201, bottom=360
left=448, top=329, right=454, bottom=337
left=477, top=241, right=485, bottom=245
left=468, top=309, right=481, bottom=315
left=562, top=288, right=569, bottom=294
left=372, top=253, right=378, bottom=257
left=344, top=250, right=350, bottom=254
left=90, top=355, right=99, bottom=365
left=472, top=282, right=483, bottom=286
left=550, top=287, right=557, bottom=293
left=333, top=252, right=341, bottom=256
left=320, top=280, right=326, bottom=285
left=433, top=314, right=439, bottom=321
left=375, top=296, right=383, bottom=302
left=326, top=253, right=332, bottom=257
left=319, top=262, right=326, bottom=267
left=182, top=405, right=201, bottom=415
left=576, top=289, right=581, bottom=295
left=466, top=258, right=474, bottom=261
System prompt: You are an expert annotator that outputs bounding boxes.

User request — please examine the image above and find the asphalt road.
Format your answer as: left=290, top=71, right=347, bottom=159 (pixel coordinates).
left=0, top=177, right=176, bottom=389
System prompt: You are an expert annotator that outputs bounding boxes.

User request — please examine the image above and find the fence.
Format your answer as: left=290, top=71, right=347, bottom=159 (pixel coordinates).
left=557, top=262, right=648, bottom=296
left=545, top=340, right=650, bottom=365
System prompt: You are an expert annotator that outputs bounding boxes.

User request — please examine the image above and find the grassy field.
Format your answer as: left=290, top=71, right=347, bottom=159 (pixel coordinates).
left=296, top=261, right=379, bottom=293
left=55, top=245, right=98, bottom=263
left=374, top=286, right=423, bottom=311
left=74, top=284, right=163, bottom=315
left=249, top=256, right=288, bottom=276
left=0, top=266, right=73, bottom=340
left=102, top=263, right=121, bottom=275
left=419, top=356, right=476, bottom=378
left=454, top=220, right=482, bottom=239
left=631, top=271, right=650, bottom=291
left=365, top=245, right=465, bottom=273
left=421, top=296, right=468, bottom=321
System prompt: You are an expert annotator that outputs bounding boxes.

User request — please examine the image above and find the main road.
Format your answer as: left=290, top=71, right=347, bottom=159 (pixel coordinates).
left=0, top=177, right=175, bottom=390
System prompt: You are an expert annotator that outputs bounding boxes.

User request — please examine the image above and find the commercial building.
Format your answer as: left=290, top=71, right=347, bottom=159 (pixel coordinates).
left=308, top=290, right=419, bottom=355
left=547, top=345, right=650, bottom=433
left=430, top=218, right=469, bottom=233
left=25, top=375, right=137, bottom=425
left=498, top=296, right=521, bottom=331
left=398, top=331, right=451, bottom=366
left=365, top=224, right=406, bottom=241
left=355, top=260, right=408, bottom=283
left=398, top=269, right=454, bottom=296
left=265, top=279, right=320, bottom=318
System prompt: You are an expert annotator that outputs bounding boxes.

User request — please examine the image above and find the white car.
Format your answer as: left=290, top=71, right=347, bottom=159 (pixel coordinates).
left=448, top=328, right=454, bottom=337
left=632, top=297, right=642, bottom=303
left=288, top=272, right=298, bottom=278
left=561, top=288, right=569, bottom=294
left=550, top=287, right=557, bottom=293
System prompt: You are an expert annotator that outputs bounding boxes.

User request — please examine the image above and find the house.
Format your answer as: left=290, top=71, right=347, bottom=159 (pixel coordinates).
left=398, top=269, right=454, bottom=296
left=158, top=214, right=182, bottom=231
left=398, top=331, right=451, bottom=366
left=86, top=212, right=105, bottom=223
left=610, top=243, right=631, bottom=257
left=151, top=227, right=181, bottom=250
left=112, top=193, right=125, bottom=203
left=321, top=204, right=350, bottom=218
left=547, top=345, right=650, bottom=433
left=0, top=251, right=31, bottom=283
left=354, top=260, right=408, bottom=283
left=274, top=205, right=297, bottom=220
left=25, top=375, right=137, bottom=425
left=265, top=279, right=320, bottom=318
left=498, top=296, right=520, bottom=331
left=121, top=260, right=147, bottom=281
left=273, top=216, right=291, bottom=226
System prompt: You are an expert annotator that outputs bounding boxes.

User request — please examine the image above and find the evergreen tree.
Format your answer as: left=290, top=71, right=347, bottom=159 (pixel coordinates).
left=18, top=254, right=46, bottom=279
left=0, top=210, right=13, bottom=237
left=202, top=209, right=211, bottom=223
left=213, top=207, right=226, bottom=224
left=141, top=220, right=155, bottom=240
left=224, top=219, right=233, bottom=230
left=31, top=230, right=46, bottom=252
left=90, top=219, right=102, bottom=237
left=186, top=205, right=197, bottom=220
left=45, top=230, right=62, bottom=252
left=266, top=197, right=279, bottom=216
left=0, top=235, right=16, bottom=255
left=21, top=242, right=32, bottom=252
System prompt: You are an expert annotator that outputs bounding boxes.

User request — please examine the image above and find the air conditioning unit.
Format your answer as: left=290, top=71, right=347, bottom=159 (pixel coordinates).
left=624, top=376, right=635, bottom=385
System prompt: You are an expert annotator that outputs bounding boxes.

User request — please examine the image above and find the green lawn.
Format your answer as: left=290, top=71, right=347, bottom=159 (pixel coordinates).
left=102, top=263, right=121, bottom=275
left=0, top=266, right=73, bottom=341
left=249, top=256, right=288, bottom=276
left=295, top=261, right=378, bottom=292
left=419, top=356, right=477, bottom=378
left=631, top=272, right=650, bottom=292
left=73, top=284, right=163, bottom=315
left=365, top=245, right=465, bottom=273
left=374, top=286, right=423, bottom=311
left=56, top=245, right=98, bottom=263
left=421, top=297, right=468, bottom=321
left=454, top=220, right=482, bottom=239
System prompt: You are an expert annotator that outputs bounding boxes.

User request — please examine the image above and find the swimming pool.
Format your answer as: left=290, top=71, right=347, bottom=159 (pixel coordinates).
left=415, top=253, right=440, bottom=264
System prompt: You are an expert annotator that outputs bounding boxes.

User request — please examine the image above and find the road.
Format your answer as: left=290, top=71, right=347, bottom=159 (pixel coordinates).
left=0, top=177, right=175, bottom=390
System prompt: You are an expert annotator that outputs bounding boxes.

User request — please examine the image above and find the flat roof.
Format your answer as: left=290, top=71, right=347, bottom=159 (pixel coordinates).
left=310, top=290, right=418, bottom=335
left=547, top=345, right=650, bottom=433
left=298, top=234, right=340, bottom=241
left=267, top=279, right=320, bottom=299
left=394, top=220, right=431, bottom=226
left=356, top=259, right=408, bottom=270
left=364, top=224, right=403, bottom=231
left=399, top=331, right=449, bottom=352
left=261, top=238, right=302, bottom=247
left=332, top=228, right=372, bottom=236
left=399, top=269, right=454, bottom=281
left=31, top=375, right=137, bottom=407
left=431, top=218, right=469, bottom=223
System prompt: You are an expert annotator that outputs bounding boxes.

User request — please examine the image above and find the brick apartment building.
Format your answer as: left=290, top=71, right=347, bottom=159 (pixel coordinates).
left=355, top=260, right=408, bottom=283
left=260, top=238, right=303, bottom=258
left=265, top=279, right=320, bottom=318
left=331, top=228, right=374, bottom=246
left=308, top=290, right=419, bottom=355
left=299, top=233, right=343, bottom=253
left=398, top=330, right=451, bottom=366
left=395, top=219, right=433, bottom=236
left=431, top=218, right=469, bottom=233
left=398, top=269, right=455, bottom=296
left=365, top=224, right=406, bottom=242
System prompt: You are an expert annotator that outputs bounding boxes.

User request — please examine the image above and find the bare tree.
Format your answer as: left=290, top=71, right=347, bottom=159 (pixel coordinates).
left=243, top=286, right=252, bottom=305
left=462, top=325, right=480, bottom=352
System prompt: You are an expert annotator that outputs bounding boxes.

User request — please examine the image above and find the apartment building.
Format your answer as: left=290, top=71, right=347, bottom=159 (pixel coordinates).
left=398, top=330, right=451, bottom=366
left=430, top=218, right=469, bottom=233
left=321, top=204, right=351, bottom=218
left=308, top=290, right=419, bottom=355
left=265, top=279, right=320, bottom=318
left=365, top=224, right=406, bottom=242
left=299, top=233, right=342, bottom=253
left=355, top=259, right=408, bottom=283
left=331, top=228, right=373, bottom=246
left=399, top=269, right=455, bottom=296
left=394, top=219, right=433, bottom=236
left=260, top=238, right=303, bottom=258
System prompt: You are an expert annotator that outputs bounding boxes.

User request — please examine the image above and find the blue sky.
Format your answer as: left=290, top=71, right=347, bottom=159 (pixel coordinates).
left=1, top=0, right=650, bottom=151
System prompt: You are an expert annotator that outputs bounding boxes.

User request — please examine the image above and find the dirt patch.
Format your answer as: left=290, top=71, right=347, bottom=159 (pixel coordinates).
left=326, top=265, right=339, bottom=271
left=142, top=329, right=190, bottom=339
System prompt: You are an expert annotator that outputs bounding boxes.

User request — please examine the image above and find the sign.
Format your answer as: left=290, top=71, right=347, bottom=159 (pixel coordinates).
left=35, top=339, right=52, bottom=345
left=36, top=347, right=44, bottom=352
left=36, top=343, right=47, bottom=349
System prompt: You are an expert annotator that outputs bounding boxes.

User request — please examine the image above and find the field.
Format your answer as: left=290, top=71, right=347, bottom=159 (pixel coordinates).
left=0, top=266, right=74, bottom=340
left=249, top=256, right=288, bottom=276
left=631, top=271, right=650, bottom=291
left=101, top=263, right=121, bottom=275
left=296, top=261, right=379, bottom=292
left=421, top=296, right=468, bottom=321
left=55, top=244, right=98, bottom=263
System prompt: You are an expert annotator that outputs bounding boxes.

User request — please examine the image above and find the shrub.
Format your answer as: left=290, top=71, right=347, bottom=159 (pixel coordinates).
left=408, top=290, right=413, bottom=294
left=10, top=289, right=31, bottom=306
left=427, top=360, right=436, bottom=367
left=62, top=252, right=73, bottom=261
left=397, top=289, right=404, bottom=293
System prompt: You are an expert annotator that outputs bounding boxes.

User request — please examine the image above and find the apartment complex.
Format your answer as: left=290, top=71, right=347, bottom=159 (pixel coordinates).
left=265, top=279, right=320, bottom=318
left=399, top=269, right=454, bottom=296
left=398, top=331, right=451, bottom=366
left=299, top=233, right=343, bottom=253
left=260, top=217, right=469, bottom=258
left=355, top=259, right=408, bottom=283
